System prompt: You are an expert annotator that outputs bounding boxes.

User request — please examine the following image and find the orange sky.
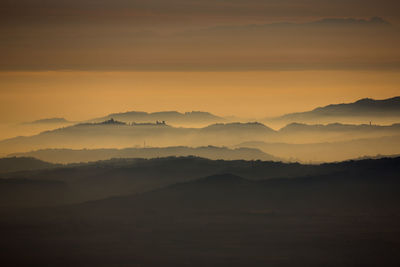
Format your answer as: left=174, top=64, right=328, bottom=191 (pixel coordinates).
left=0, top=70, right=399, bottom=124
left=1, top=1, right=400, bottom=128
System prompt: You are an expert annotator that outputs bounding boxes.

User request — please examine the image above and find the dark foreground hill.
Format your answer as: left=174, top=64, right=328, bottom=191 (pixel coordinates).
left=0, top=157, right=399, bottom=266
left=0, top=157, right=318, bottom=206
left=1, top=156, right=399, bottom=206
left=0, top=157, right=58, bottom=173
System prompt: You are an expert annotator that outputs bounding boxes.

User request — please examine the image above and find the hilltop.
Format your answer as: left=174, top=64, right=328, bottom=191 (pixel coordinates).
left=23, top=117, right=72, bottom=125
left=266, top=96, right=400, bottom=125
left=9, top=146, right=279, bottom=164
left=88, top=110, right=225, bottom=126
left=0, top=121, right=277, bottom=155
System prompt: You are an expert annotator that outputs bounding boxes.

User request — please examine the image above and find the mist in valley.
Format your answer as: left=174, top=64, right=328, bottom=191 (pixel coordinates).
left=2, top=0, right=400, bottom=265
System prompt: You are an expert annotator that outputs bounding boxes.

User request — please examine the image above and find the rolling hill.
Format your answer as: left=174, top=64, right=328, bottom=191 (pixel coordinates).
left=89, top=110, right=225, bottom=126
left=266, top=96, right=400, bottom=125
left=9, top=146, right=279, bottom=164
left=238, top=135, right=400, bottom=162
left=23, top=117, right=72, bottom=125
left=0, top=121, right=277, bottom=155
left=276, top=122, right=400, bottom=143
left=0, top=156, right=399, bottom=266
left=2, top=119, right=400, bottom=157
left=1, top=156, right=399, bottom=206
left=0, top=157, right=58, bottom=173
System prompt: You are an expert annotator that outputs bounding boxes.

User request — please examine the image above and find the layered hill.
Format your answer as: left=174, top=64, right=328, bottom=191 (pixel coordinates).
left=238, top=135, right=400, bottom=163
left=10, top=146, right=279, bottom=164
left=1, top=157, right=400, bottom=266
left=266, top=97, right=400, bottom=125
left=79, top=158, right=400, bottom=214
left=0, top=121, right=276, bottom=155
left=1, top=156, right=399, bottom=207
left=277, top=122, right=400, bottom=143
left=0, top=157, right=58, bottom=173
left=89, top=110, right=225, bottom=126
left=23, top=117, right=72, bottom=125
left=2, top=119, right=400, bottom=157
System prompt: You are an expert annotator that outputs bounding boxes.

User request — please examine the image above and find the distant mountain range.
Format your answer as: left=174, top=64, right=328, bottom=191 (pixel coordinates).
left=266, top=96, right=400, bottom=125
left=4, top=96, right=399, bottom=161
left=24, top=97, right=400, bottom=130
left=10, top=146, right=279, bottom=164
left=277, top=122, right=400, bottom=142
left=1, top=119, right=400, bottom=157
left=23, top=117, right=72, bottom=125
left=238, top=135, right=400, bottom=163
left=88, top=111, right=225, bottom=126
left=0, top=121, right=277, bottom=155
left=280, top=122, right=400, bottom=132
left=19, top=111, right=225, bottom=133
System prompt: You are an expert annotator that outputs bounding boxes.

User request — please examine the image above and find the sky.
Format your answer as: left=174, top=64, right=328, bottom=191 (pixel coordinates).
left=0, top=0, right=399, bottom=124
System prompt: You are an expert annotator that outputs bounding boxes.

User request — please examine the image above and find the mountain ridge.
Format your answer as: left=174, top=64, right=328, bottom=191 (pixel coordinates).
left=9, top=146, right=279, bottom=164
left=0, top=157, right=58, bottom=173
left=2, top=120, right=400, bottom=156
left=88, top=110, right=225, bottom=126
left=266, top=96, right=400, bottom=125
left=22, top=117, right=72, bottom=125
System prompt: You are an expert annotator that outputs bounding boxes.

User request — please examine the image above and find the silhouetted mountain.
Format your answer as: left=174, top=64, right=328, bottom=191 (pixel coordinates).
left=202, top=122, right=273, bottom=134
left=0, top=156, right=305, bottom=205
left=89, top=110, right=225, bottom=126
left=0, top=157, right=58, bottom=173
left=311, top=97, right=400, bottom=115
left=1, top=156, right=398, bottom=209
left=3, top=117, right=400, bottom=157
left=79, top=157, right=400, bottom=213
left=2, top=119, right=400, bottom=156
left=266, top=97, right=400, bottom=125
left=0, top=121, right=277, bottom=154
left=309, top=16, right=389, bottom=26
left=280, top=122, right=400, bottom=133
left=193, top=173, right=247, bottom=184
left=0, top=178, right=66, bottom=207
left=276, top=122, right=400, bottom=143
left=238, top=135, right=400, bottom=162
left=9, top=146, right=279, bottom=164
left=1, top=157, right=399, bottom=266
left=1, top=156, right=399, bottom=207
left=23, top=117, right=72, bottom=125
